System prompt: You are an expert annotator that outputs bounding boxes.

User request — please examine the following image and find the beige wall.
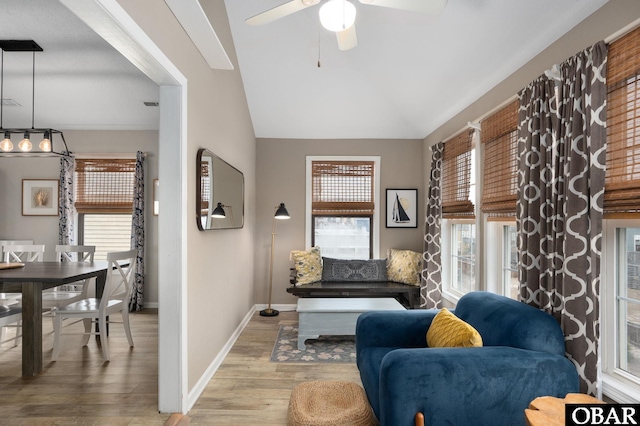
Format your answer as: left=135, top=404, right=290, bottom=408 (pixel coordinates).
left=255, top=138, right=424, bottom=305
left=0, top=130, right=160, bottom=304
left=116, top=0, right=256, bottom=390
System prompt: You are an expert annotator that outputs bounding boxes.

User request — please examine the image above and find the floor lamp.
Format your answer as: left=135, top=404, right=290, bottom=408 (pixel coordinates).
left=260, top=203, right=290, bottom=317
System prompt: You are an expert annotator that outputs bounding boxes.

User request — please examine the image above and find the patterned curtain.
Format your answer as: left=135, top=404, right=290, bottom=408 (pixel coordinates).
left=58, top=155, right=75, bottom=245
left=517, top=41, right=607, bottom=395
left=129, top=151, right=145, bottom=311
left=421, top=142, right=443, bottom=309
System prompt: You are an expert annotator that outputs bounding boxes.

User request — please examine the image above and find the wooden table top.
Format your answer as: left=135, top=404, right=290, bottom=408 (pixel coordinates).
left=525, top=393, right=604, bottom=426
left=0, top=261, right=108, bottom=290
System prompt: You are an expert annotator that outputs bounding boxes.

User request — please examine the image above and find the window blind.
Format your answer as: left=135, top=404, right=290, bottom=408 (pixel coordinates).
left=442, top=130, right=475, bottom=218
left=311, top=160, right=375, bottom=215
left=480, top=100, right=519, bottom=217
left=75, top=158, right=136, bottom=213
left=605, top=26, right=640, bottom=214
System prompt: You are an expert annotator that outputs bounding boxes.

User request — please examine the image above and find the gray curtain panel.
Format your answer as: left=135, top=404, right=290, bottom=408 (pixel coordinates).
left=129, top=151, right=145, bottom=311
left=421, top=142, right=444, bottom=309
left=58, top=155, right=75, bottom=246
left=517, top=41, right=607, bottom=395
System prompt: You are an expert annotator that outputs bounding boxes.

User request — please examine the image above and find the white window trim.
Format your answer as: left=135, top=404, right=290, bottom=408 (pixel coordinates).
left=485, top=220, right=509, bottom=296
left=602, top=218, right=640, bottom=402
left=442, top=218, right=477, bottom=304
left=305, top=156, right=381, bottom=258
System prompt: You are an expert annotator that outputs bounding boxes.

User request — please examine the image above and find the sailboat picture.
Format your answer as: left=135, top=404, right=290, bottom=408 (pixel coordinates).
left=386, top=189, right=418, bottom=228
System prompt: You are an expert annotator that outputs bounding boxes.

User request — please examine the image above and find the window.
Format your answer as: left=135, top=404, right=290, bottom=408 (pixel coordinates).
left=503, top=224, right=518, bottom=299
left=75, top=158, right=135, bottom=261
left=441, top=130, right=477, bottom=297
left=602, top=26, right=640, bottom=401
left=306, top=157, right=380, bottom=259
left=450, top=223, right=476, bottom=294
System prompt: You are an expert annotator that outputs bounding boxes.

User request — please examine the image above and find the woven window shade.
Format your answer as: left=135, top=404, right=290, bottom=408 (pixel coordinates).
left=75, top=159, right=136, bottom=213
left=480, top=100, right=519, bottom=217
left=311, top=161, right=375, bottom=215
left=606, top=26, right=640, bottom=213
left=442, top=130, right=475, bottom=218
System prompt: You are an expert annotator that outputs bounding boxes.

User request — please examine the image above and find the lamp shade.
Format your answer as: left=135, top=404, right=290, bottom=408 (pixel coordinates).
left=274, top=203, right=290, bottom=219
left=211, top=202, right=226, bottom=218
left=319, top=0, right=356, bottom=32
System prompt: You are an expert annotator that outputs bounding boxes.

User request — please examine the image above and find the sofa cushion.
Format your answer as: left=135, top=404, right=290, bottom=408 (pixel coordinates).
left=426, top=308, right=483, bottom=348
left=291, top=247, right=322, bottom=285
left=321, top=257, right=388, bottom=282
left=386, top=249, right=422, bottom=286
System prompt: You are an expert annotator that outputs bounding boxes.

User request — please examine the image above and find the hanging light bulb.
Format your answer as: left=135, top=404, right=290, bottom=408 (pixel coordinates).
left=18, top=132, right=32, bottom=152
left=39, top=131, right=52, bottom=152
left=319, top=0, right=356, bottom=32
left=0, top=132, right=13, bottom=152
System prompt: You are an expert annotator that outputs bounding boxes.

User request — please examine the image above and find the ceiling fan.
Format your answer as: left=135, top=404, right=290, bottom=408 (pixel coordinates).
left=246, top=0, right=448, bottom=51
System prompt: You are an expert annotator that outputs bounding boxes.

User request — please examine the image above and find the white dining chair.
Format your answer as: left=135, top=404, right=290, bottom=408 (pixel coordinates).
left=52, top=249, right=137, bottom=362
left=0, top=244, right=44, bottom=314
left=0, top=305, right=22, bottom=348
left=2, top=244, right=45, bottom=263
left=42, top=245, right=97, bottom=312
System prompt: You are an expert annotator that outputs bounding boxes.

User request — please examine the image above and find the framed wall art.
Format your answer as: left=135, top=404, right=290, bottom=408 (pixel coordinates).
left=386, top=188, right=418, bottom=228
left=22, top=179, right=59, bottom=216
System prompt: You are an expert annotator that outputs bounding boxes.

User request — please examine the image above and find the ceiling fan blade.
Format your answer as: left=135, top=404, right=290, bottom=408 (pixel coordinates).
left=246, top=0, right=321, bottom=26
left=359, top=0, right=447, bottom=13
left=336, top=25, right=358, bottom=51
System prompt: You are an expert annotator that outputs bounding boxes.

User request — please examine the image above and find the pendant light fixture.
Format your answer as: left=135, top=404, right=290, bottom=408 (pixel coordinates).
left=0, top=40, right=69, bottom=156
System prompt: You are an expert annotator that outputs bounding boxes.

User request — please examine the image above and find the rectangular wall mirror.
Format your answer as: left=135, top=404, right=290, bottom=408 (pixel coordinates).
left=196, top=148, right=244, bottom=230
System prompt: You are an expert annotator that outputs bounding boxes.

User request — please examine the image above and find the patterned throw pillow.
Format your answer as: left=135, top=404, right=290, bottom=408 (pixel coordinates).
left=290, top=247, right=322, bottom=285
left=321, top=257, right=388, bottom=282
left=426, top=308, right=483, bottom=348
left=386, top=249, right=422, bottom=286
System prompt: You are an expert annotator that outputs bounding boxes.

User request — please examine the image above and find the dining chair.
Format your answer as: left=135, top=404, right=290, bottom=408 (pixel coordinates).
left=52, top=249, right=137, bottom=362
left=0, top=305, right=22, bottom=348
left=2, top=244, right=45, bottom=263
left=42, top=245, right=97, bottom=312
left=0, top=243, right=45, bottom=308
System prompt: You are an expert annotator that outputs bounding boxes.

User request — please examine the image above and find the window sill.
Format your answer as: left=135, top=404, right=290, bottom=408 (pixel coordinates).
left=602, top=373, right=640, bottom=403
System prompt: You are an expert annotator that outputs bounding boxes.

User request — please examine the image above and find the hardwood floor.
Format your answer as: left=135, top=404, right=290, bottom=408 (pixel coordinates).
left=0, top=309, right=362, bottom=425
left=0, top=309, right=167, bottom=425
left=188, top=311, right=361, bottom=425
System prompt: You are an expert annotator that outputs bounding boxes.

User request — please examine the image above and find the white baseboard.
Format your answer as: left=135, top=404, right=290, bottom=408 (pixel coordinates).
left=143, top=302, right=159, bottom=309
left=184, top=303, right=299, bottom=411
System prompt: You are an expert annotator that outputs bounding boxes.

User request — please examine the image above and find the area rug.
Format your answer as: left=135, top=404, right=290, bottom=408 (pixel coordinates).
left=270, top=324, right=356, bottom=363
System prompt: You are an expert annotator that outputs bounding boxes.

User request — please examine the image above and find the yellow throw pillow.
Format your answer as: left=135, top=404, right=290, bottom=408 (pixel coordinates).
left=387, top=249, right=422, bottom=286
left=291, top=247, right=322, bottom=285
left=426, top=308, right=483, bottom=348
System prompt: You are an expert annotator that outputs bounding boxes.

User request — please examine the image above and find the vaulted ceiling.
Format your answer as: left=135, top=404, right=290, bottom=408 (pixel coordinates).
left=1, top=0, right=611, bottom=140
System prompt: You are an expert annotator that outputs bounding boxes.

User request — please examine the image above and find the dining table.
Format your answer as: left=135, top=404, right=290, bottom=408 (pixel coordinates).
left=0, top=261, right=108, bottom=377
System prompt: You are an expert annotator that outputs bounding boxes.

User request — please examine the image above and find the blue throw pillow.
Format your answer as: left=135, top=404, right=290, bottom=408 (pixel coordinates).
left=321, top=257, right=388, bottom=282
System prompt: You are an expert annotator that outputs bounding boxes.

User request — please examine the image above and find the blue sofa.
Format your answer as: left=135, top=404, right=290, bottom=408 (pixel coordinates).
left=356, top=291, right=579, bottom=426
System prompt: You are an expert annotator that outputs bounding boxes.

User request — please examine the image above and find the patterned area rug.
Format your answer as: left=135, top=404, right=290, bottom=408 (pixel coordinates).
left=270, top=324, right=356, bottom=363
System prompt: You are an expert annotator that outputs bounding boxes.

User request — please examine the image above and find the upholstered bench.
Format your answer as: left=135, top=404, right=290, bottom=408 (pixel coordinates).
left=286, top=248, right=422, bottom=309
left=287, top=380, right=377, bottom=426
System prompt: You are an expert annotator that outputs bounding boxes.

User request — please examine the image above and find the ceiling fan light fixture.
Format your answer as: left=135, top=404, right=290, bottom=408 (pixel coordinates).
left=320, top=0, right=356, bottom=32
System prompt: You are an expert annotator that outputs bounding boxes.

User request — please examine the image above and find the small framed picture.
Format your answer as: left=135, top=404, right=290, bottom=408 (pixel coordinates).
left=386, top=189, right=418, bottom=228
left=22, top=179, right=59, bottom=216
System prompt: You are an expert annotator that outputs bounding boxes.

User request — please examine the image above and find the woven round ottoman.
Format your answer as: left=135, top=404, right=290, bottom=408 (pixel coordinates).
left=287, top=380, right=377, bottom=426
